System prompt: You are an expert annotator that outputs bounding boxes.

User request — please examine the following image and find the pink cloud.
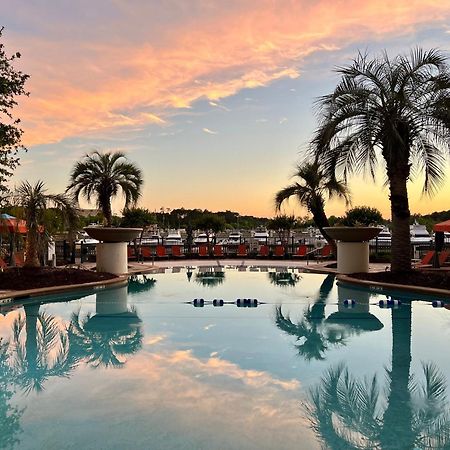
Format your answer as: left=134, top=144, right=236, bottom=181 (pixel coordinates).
left=6, top=0, right=450, bottom=146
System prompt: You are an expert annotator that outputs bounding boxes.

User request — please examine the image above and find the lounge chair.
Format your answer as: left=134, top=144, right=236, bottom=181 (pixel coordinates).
left=316, top=245, right=332, bottom=261
left=258, top=245, right=269, bottom=257
left=414, top=250, right=435, bottom=267
left=141, top=246, right=153, bottom=260
left=274, top=245, right=285, bottom=258
left=127, top=246, right=136, bottom=260
left=198, top=245, right=209, bottom=257
left=237, top=244, right=247, bottom=257
left=14, top=252, right=24, bottom=267
left=439, top=250, right=450, bottom=266
left=171, top=245, right=184, bottom=258
left=156, top=245, right=169, bottom=259
left=293, top=245, right=308, bottom=258
left=213, top=245, right=224, bottom=257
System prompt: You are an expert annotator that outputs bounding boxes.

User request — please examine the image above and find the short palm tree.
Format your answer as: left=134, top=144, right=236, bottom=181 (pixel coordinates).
left=16, top=180, right=76, bottom=267
left=275, top=161, right=350, bottom=251
left=313, top=48, right=450, bottom=272
left=67, top=151, right=143, bottom=227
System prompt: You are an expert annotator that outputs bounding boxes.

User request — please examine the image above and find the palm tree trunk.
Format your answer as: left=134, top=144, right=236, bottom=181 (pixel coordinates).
left=389, top=174, right=411, bottom=272
left=311, top=207, right=336, bottom=255
left=24, top=228, right=40, bottom=267
left=102, top=201, right=112, bottom=227
left=380, top=305, right=414, bottom=448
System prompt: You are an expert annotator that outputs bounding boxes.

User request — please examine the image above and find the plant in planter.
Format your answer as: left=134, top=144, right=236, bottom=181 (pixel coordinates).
left=67, top=151, right=143, bottom=227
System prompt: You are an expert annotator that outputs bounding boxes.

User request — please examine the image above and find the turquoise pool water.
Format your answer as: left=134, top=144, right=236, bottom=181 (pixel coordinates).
left=1, top=266, right=450, bottom=449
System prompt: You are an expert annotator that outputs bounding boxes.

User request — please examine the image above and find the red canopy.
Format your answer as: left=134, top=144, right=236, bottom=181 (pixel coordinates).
left=0, top=217, right=27, bottom=234
left=434, top=220, right=450, bottom=233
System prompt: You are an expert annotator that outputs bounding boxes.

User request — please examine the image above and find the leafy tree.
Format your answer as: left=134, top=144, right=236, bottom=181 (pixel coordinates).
left=16, top=180, right=77, bottom=267
left=267, top=214, right=298, bottom=245
left=120, top=207, right=155, bottom=228
left=275, top=161, right=350, bottom=251
left=313, top=48, right=450, bottom=272
left=0, top=27, right=29, bottom=204
left=67, top=151, right=143, bottom=227
left=194, top=213, right=225, bottom=244
left=342, top=206, right=384, bottom=226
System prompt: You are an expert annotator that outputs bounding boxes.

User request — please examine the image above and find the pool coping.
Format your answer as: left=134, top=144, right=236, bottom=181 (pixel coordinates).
left=337, top=274, right=450, bottom=298
left=0, top=275, right=128, bottom=304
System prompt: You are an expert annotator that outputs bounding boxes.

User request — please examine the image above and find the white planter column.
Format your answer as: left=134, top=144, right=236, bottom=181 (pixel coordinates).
left=337, top=241, right=369, bottom=274
left=96, top=242, right=128, bottom=275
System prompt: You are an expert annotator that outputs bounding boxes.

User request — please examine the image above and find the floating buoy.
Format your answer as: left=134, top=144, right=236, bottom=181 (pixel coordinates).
left=432, top=300, right=445, bottom=308
left=236, top=298, right=258, bottom=307
left=388, top=299, right=401, bottom=306
left=343, top=299, right=356, bottom=307
left=213, top=299, right=224, bottom=307
left=379, top=299, right=389, bottom=307
left=193, top=298, right=204, bottom=307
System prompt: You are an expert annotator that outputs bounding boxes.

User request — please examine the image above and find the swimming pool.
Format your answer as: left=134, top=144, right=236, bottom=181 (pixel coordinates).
left=1, top=266, right=449, bottom=449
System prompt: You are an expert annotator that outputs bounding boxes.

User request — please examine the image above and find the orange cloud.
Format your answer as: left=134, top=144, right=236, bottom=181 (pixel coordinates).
left=10, top=0, right=449, bottom=146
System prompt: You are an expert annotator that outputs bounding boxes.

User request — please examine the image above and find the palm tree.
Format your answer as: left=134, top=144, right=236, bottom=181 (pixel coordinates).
left=67, top=308, right=143, bottom=368
left=275, top=161, right=350, bottom=252
left=0, top=338, right=23, bottom=449
left=313, top=48, right=450, bottom=272
left=67, top=151, right=143, bottom=227
left=16, top=180, right=77, bottom=267
left=305, top=362, right=450, bottom=449
left=9, top=306, right=79, bottom=394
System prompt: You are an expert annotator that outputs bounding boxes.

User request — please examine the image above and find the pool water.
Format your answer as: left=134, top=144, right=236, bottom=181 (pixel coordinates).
left=1, top=266, right=450, bottom=449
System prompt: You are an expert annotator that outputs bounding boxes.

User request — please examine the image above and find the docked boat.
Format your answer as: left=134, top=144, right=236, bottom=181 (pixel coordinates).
left=221, top=231, right=242, bottom=245
left=164, top=230, right=183, bottom=246
left=370, top=227, right=391, bottom=245
left=194, top=233, right=211, bottom=245
left=410, top=222, right=432, bottom=245
left=139, top=234, right=161, bottom=245
left=252, top=229, right=269, bottom=243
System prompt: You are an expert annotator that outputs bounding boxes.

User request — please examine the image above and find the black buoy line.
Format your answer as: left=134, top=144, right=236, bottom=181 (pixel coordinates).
left=185, top=298, right=263, bottom=307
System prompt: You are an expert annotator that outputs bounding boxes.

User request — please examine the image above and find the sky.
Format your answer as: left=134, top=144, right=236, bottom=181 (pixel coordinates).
left=2, top=0, right=450, bottom=219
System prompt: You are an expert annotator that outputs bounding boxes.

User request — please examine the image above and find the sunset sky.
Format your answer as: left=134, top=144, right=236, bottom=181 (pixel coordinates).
left=3, top=0, right=450, bottom=218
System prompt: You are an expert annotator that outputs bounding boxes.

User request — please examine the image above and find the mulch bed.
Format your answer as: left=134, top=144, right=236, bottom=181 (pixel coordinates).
left=0, top=267, right=117, bottom=291
left=351, top=270, right=450, bottom=291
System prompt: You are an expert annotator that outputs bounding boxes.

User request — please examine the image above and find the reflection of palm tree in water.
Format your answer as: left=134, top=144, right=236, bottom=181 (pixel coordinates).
left=127, top=274, right=156, bottom=295
left=276, top=276, right=383, bottom=361
left=0, top=338, right=24, bottom=449
left=9, top=304, right=78, bottom=394
left=275, top=275, right=343, bottom=360
left=268, top=271, right=301, bottom=287
left=195, top=269, right=225, bottom=287
left=305, top=303, right=450, bottom=449
left=68, top=307, right=143, bottom=368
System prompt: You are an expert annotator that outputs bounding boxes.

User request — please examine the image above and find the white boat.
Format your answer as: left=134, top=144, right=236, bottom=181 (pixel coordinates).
left=410, top=222, right=432, bottom=245
left=220, top=231, right=242, bottom=245
left=252, top=229, right=269, bottom=243
left=164, top=230, right=183, bottom=246
left=139, top=234, right=161, bottom=245
left=227, top=231, right=242, bottom=245
left=194, top=233, right=210, bottom=245
left=75, top=232, right=99, bottom=245
left=370, top=227, right=391, bottom=245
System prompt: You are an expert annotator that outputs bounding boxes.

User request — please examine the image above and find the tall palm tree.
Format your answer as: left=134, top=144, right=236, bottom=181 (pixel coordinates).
left=16, top=180, right=77, bottom=267
left=0, top=338, right=23, bottom=449
left=305, top=362, right=450, bottom=449
left=67, top=151, right=143, bottom=227
left=275, top=161, right=350, bottom=252
left=313, top=48, right=450, bottom=272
